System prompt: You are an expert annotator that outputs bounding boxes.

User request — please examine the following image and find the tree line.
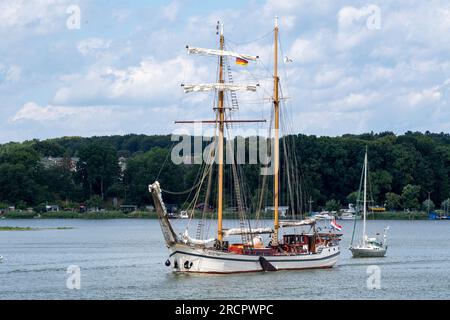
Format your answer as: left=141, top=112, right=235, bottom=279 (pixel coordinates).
left=1, top=131, right=450, bottom=213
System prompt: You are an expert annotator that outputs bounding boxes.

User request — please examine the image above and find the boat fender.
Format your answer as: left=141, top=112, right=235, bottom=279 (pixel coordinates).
left=165, top=259, right=171, bottom=267
left=184, top=261, right=193, bottom=269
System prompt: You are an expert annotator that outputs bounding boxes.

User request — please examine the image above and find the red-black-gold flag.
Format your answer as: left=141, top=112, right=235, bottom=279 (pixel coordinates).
left=235, top=57, right=249, bottom=66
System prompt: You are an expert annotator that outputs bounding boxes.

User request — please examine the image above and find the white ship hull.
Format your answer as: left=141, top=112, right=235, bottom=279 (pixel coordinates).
left=350, top=246, right=387, bottom=258
left=167, top=243, right=340, bottom=274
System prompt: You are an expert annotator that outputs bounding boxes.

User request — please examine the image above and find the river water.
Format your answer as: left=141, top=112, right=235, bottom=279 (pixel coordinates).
left=0, top=219, right=448, bottom=300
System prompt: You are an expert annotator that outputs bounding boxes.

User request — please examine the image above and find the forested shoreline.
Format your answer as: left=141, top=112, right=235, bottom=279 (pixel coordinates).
left=1, top=131, right=449, bottom=214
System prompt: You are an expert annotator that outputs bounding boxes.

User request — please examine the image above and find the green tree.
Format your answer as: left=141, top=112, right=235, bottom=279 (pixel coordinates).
left=76, top=143, right=120, bottom=200
left=124, top=147, right=186, bottom=206
left=422, top=199, right=435, bottom=212
left=0, top=143, right=45, bottom=205
left=442, top=198, right=450, bottom=213
left=369, top=170, right=393, bottom=202
left=401, top=184, right=421, bottom=210
left=86, top=195, right=102, bottom=210
left=325, top=199, right=340, bottom=212
left=346, top=191, right=360, bottom=205
left=385, top=192, right=401, bottom=211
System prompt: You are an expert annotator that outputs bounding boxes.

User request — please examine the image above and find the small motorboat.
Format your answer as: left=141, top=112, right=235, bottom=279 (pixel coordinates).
left=313, top=212, right=334, bottom=220
left=179, top=211, right=189, bottom=219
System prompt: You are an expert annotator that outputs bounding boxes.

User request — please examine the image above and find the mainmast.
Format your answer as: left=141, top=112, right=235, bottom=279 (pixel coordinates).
left=362, top=148, right=368, bottom=242
left=217, top=24, right=225, bottom=242
left=272, top=17, right=280, bottom=245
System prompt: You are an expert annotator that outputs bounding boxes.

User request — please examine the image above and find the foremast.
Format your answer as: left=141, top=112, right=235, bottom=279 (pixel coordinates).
left=272, top=17, right=281, bottom=245
left=180, top=23, right=260, bottom=245
left=217, top=25, right=225, bottom=242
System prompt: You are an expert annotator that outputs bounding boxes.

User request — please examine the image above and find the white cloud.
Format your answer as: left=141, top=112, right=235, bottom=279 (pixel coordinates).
left=314, top=68, right=343, bottom=87
left=337, top=5, right=381, bottom=50
left=0, top=64, right=21, bottom=83
left=0, top=0, right=69, bottom=33
left=11, top=102, right=85, bottom=122
left=161, top=1, right=179, bottom=22
left=2, top=0, right=450, bottom=142
left=9, top=101, right=183, bottom=138
left=112, top=8, right=130, bottom=22
left=53, top=56, right=209, bottom=105
left=288, top=38, right=324, bottom=64
left=263, top=0, right=302, bottom=13
left=77, top=38, right=112, bottom=57
left=405, top=87, right=442, bottom=107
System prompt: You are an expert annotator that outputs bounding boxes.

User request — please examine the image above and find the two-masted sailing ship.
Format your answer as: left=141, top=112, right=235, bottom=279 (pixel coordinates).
left=149, top=18, right=342, bottom=273
left=349, top=148, right=389, bottom=258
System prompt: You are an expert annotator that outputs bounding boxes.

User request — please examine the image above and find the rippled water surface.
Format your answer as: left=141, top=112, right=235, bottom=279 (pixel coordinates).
left=0, top=219, right=449, bottom=299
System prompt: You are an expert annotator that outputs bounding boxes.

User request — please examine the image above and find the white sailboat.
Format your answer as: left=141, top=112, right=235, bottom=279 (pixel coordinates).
left=349, top=149, right=388, bottom=258
left=149, top=18, right=342, bottom=274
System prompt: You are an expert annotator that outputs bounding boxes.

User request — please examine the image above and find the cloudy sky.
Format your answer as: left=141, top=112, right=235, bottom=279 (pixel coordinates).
left=1, top=0, right=450, bottom=143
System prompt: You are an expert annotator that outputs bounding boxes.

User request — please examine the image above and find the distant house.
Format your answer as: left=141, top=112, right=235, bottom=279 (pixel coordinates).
left=194, top=203, right=213, bottom=211
left=120, top=205, right=138, bottom=213
left=40, top=157, right=79, bottom=172
left=166, top=204, right=179, bottom=213
left=118, top=157, right=127, bottom=173
left=45, top=205, right=60, bottom=212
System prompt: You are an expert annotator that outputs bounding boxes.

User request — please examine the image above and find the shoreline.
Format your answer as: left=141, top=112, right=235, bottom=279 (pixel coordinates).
left=0, top=211, right=435, bottom=220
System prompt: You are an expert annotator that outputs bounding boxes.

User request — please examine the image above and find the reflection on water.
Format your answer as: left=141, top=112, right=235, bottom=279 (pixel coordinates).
left=0, top=219, right=449, bottom=299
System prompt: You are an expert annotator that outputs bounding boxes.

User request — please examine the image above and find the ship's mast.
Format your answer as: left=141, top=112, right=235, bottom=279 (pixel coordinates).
left=217, top=23, right=225, bottom=242
left=180, top=23, right=260, bottom=243
left=272, top=17, right=280, bottom=245
left=362, top=148, right=368, bottom=242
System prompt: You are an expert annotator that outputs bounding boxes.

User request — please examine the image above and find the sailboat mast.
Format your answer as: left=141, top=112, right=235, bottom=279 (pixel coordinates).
left=217, top=23, right=225, bottom=242
left=362, top=148, right=368, bottom=242
left=273, top=17, right=280, bottom=245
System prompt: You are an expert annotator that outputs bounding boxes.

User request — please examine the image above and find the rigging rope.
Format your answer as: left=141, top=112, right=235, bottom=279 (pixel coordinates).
left=156, top=141, right=176, bottom=181
left=161, top=178, right=204, bottom=195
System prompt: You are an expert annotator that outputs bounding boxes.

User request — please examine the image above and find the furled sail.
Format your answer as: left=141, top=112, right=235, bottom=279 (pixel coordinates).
left=223, top=227, right=273, bottom=237
left=182, top=230, right=215, bottom=246
left=279, top=219, right=316, bottom=228
left=182, top=83, right=258, bottom=93
left=186, top=46, right=258, bottom=61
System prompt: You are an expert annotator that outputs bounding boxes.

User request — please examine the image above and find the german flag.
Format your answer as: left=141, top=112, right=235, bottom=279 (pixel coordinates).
left=235, top=57, right=249, bottom=66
